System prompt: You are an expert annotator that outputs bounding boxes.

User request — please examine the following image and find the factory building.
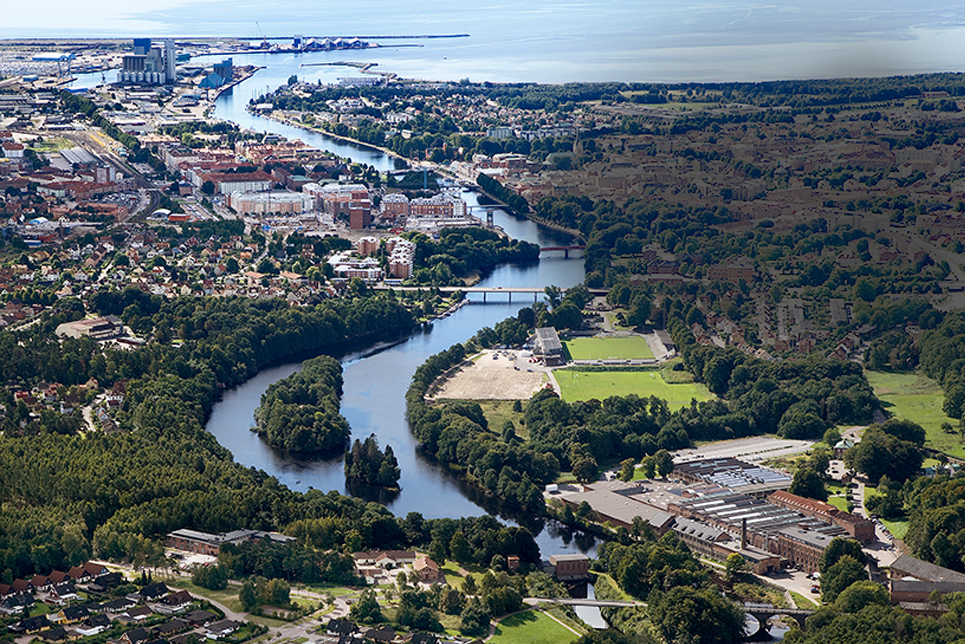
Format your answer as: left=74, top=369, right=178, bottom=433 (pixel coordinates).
left=119, top=38, right=177, bottom=85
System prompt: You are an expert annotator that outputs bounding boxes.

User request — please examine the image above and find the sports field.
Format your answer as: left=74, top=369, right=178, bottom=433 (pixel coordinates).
left=555, top=369, right=713, bottom=408
left=865, top=370, right=964, bottom=458
left=564, top=335, right=654, bottom=360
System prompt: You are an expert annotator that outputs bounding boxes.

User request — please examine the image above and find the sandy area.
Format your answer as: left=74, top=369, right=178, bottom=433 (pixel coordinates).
left=432, top=349, right=552, bottom=400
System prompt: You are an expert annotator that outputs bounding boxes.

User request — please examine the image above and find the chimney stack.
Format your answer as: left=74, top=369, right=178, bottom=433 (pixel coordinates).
left=741, top=518, right=747, bottom=550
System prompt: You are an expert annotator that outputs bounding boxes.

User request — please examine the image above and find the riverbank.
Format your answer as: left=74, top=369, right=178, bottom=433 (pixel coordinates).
left=257, top=109, right=412, bottom=165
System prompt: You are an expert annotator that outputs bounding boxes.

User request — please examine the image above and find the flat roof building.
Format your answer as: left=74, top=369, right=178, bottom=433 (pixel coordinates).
left=534, top=327, right=564, bottom=365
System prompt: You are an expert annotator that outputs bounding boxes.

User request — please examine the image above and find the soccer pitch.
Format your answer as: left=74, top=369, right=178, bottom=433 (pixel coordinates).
left=564, top=335, right=655, bottom=360
left=555, top=369, right=713, bottom=408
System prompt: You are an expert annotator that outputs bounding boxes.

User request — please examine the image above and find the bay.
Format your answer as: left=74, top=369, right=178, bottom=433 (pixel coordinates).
left=11, top=0, right=965, bottom=83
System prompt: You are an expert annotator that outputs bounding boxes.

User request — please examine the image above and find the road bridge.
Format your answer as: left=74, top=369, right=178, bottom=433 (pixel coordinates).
left=540, top=245, right=586, bottom=258
left=743, top=603, right=815, bottom=629
left=374, top=285, right=611, bottom=303
left=375, top=285, right=545, bottom=302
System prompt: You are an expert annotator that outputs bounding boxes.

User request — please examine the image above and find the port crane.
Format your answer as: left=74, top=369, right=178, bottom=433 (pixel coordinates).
left=255, top=22, right=269, bottom=49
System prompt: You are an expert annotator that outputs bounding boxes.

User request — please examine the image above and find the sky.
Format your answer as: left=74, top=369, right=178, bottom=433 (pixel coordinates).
left=4, top=0, right=965, bottom=82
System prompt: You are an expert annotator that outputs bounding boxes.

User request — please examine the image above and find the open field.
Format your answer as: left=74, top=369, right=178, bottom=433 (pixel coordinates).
left=556, top=368, right=712, bottom=407
left=477, top=400, right=527, bottom=439
left=489, top=610, right=580, bottom=644
left=865, top=370, right=965, bottom=458
left=432, top=350, right=549, bottom=400
left=564, top=335, right=654, bottom=360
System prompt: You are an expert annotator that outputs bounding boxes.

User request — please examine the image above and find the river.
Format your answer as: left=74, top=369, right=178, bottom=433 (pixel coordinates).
left=200, top=58, right=610, bottom=629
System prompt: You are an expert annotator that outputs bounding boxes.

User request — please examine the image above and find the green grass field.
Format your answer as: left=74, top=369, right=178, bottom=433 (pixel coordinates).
left=862, top=485, right=909, bottom=539
left=489, top=610, right=579, bottom=644
left=564, top=336, right=654, bottom=360
left=865, top=370, right=965, bottom=458
left=791, top=591, right=819, bottom=608
left=477, top=400, right=527, bottom=439
left=555, top=369, right=713, bottom=408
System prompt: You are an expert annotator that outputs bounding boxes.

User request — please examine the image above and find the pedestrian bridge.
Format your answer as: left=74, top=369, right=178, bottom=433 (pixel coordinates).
left=523, top=597, right=645, bottom=608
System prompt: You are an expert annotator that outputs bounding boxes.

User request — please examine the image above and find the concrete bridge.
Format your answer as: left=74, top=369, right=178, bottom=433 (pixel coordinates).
left=743, top=602, right=815, bottom=630
left=375, top=285, right=546, bottom=302
left=540, top=245, right=586, bottom=258
left=374, top=285, right=610, bottom=303
left=523, top=597, right=645, bottom=608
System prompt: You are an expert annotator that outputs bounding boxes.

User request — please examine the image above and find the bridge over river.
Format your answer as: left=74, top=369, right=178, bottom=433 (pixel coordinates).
left=524, top=597, right=645, bottom=608
left=743, top=602, right=815, bottom=629
left=374, top=285, right=608, bottom=302
left=523, top=598, right=814, bottom=630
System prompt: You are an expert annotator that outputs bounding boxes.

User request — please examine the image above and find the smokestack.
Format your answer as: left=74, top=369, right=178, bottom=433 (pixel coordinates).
left=741, top=518, right=747, bottom=550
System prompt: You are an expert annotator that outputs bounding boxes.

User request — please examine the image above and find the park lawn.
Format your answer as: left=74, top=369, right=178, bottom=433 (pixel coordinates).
left=305, top=583, right=357, bottom=598
left=865, top=370, right=965, bottom=458
left=556, top=369, right=713, bottom=409
left=882, top=518, right=909, bottom=540
left=477, top=400, right=527, bottom=439
left=171, top=580, right=245, bottom=613
left=660, top=359, right=695, bottom=384
left=631, top=468, right=652, bottom=481
left=564, top=336, right=654, bottom=360
left=827, top=494, right=848, bottom=512
left=441, top=562, right=467, bottom=590
left=825, top=482, right=849, bottom=511
left=791, top=591, right=819, bottom=608
left=489, top=610, right=579, bottom=644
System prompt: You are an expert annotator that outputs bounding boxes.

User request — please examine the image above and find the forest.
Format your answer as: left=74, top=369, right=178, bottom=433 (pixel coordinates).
left=344, top=434, right=401, bottom=489
left=0, top=290, right=417, bottom=581
left=405, top=227, right=539, bottom=285
left=254, top=355, right=350, bottom=455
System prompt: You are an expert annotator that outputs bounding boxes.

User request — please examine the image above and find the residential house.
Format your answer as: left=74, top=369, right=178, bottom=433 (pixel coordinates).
left=14, top=614, right=52, bottom=634
left=46, top=582, right=80, bottom=605
left=413, top=556, right=445, bottom=584
left=156, top=590, right=193, bottom=614
left=121, top=627, right=153, bottom=644
left=0, top=593, right=34, bottom=615
left=360, top=626, right=396, bottom=643
left=75, top=614, right=111, bottom=636
left=101, top=597, right=137, bottom=613
left=153, top=619, right=189, bottom=637
left=40, top=626, right=73, bottom=642
left=205, top=619, right=242, bottom=639
left=122, top=606, right=155, bottom=622
left=325, top=619, right=358, bottom=638
left=182, top=609, right=218, bottom=627
left=55, top=604, right=90, bottom=624
left=136, top=582, right=169, bottom=602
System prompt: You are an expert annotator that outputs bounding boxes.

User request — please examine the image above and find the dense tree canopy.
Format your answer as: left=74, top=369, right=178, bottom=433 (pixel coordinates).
left=254, top=355, right=350, bottom=454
